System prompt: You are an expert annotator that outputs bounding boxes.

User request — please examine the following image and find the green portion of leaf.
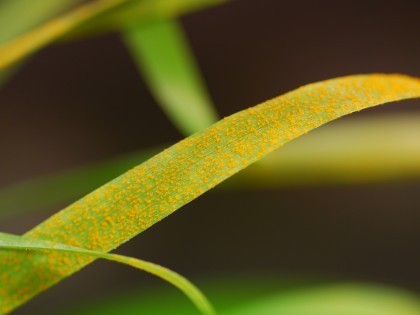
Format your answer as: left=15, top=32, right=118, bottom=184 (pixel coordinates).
left=3, top=113, right=420, bottom=220
left=123, top=19, right=219, bottom=135
left=0, top=147, right=163, bottom=220
left=0, top=0, right=80, bottom=43
left=224, top=285, right=420, bottom=315
left=0, top=0, right=225, bottom=72
left=1, top=74, right=420, bottom=313
left=0, top=232, right=215, bottom=315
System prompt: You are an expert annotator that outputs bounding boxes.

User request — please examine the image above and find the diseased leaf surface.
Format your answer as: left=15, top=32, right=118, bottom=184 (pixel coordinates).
left=1, top=74, right=420, bottom=313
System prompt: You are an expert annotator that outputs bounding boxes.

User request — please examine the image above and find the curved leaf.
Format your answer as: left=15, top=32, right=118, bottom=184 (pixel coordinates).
left=0, top=232, right=215, bottom=315
left=1, top=74, right=420, bottom=312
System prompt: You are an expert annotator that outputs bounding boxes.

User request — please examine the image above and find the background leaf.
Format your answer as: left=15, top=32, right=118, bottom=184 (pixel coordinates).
left=42, top=279, right=420, bottom=315
left=0, top=0, right=129, bottom=71
left=123, top=19, right=219, bottom=135
left=1, top=74, right=419, bottom=312
left=64, top=0, right=227, bottom=41
left=224, top=285, right=420, bottom=315
left=0, top=0, right=80, bottom=43
left=0, top=147, right=163, bottom=220
left=0, top=0, right=226, bottom=72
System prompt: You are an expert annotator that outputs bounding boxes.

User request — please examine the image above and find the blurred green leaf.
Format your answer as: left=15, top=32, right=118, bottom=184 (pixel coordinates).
left=224, top=284, right=420, bottom=315
left=1, top=74, right=419, bottom=313
left=47, top=277, right=308, bottom=315
left=0, top=0, right=225, bottom=72
left=123, top=19, right=219, bottom=135
left=45, top=280, right=420, bottom=315
left=0, top=232, right=215, bottom=315
left=0, top=147, right=163, bottom=220
left=0, top=0, right=80, bottom=43
left=0, top=0, right=130, bottom=71
left=0, top=0, right=81, bottom=87
left=3, top=113, right=420, bottom=220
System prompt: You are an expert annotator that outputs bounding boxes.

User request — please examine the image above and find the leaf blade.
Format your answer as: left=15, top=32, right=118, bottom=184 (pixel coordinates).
left=0, top=0, right=129, bottom=71
left=123, top=19, right=219, bottom=135
left=1, top=74, right=420, bottom=312
left=0, top=0, right=80, bottom=43
left=0, top=0, right=226, bottom=72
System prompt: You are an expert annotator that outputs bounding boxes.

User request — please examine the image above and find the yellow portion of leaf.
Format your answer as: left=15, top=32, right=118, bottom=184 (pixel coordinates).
left=1, top=74, right=419, bottom=313
left=0, top=0, right=80, bottom=43
left=0, top=0, right=225, bottom=72
left=0, top=0, right=129, bottom=71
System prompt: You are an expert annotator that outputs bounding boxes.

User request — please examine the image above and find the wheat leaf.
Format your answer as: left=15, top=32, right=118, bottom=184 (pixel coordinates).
left=123, top=19, right=219, bottom=135
left=0, top=0, right=129, bottom=71
left=1, top=74, right=419, bottom=313
left=0, top=232, right=215, bottom=315
left=0, top=0, right=80, bottom=44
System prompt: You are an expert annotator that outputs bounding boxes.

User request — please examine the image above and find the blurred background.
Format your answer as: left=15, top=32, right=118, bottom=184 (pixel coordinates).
left=1, top=0, right=420, bottom=313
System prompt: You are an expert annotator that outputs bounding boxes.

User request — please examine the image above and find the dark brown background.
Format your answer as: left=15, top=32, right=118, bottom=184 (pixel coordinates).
left=1, top=0, right=420, bottom=313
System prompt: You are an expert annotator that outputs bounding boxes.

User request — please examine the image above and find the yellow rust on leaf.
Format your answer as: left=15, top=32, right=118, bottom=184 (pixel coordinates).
left=1, top=74, right=420, bottom=313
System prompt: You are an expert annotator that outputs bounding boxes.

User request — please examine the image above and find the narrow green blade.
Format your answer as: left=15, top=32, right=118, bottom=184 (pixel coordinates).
left=0, top=232, right=215, bottom=315
left=123, top=19, right=219, bottom=135
left=1, top=74, right=419, bottom=313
